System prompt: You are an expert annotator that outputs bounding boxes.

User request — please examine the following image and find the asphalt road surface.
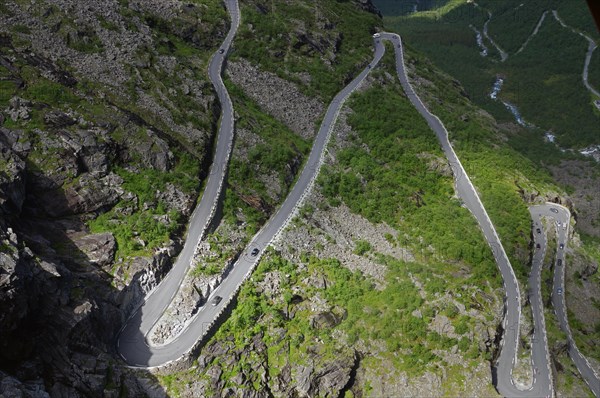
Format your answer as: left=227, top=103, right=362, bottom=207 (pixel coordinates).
left=117, top=0, right=241, bottom=367
left=117, top=7, right=385, bottom=366
left=534, top=204, right=600, bottom=396
left=379, top=32, right=541, bottom=397
left=117, top=13, right=599, bottom=395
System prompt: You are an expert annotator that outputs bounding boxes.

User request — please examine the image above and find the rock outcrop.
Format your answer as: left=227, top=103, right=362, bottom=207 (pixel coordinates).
left=226, top=59, right=324, bottom=139
left=0, top=137, right=26, bottom=215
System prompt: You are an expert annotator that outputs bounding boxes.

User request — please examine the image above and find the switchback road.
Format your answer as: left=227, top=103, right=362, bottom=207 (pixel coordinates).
left=533, top=204, right=600, bottom=396
left=117, top=7, right=598, bottom=396
left=117, top=0, right=240, bottom=367
left=117, top=0, right=385, bottom=367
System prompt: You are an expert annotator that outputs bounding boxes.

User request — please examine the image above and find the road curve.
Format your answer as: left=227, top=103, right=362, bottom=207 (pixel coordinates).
left=117, top=0, right=240, bottom=367
left=552, top=10, right=600, bottom=99
left=116, top=14, right=386, bottom=367
left=535, top=203, right=600, bottom=396
left=114, top=8, right=595, bottom=395
left=380, top=32, right=553, bottom=397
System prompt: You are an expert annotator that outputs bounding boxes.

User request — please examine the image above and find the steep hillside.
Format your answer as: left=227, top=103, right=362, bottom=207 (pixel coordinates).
left=379, top=0, right=600, bottom=149
left=0, top=0, right=383, bottom=395
left=1, top=0, right=598, bottom=396
left=376, top=0, right=600, bottom=395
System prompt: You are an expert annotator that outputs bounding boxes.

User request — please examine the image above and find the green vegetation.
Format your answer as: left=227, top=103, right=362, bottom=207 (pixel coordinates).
left=89, top=152, right=200, bottom=260
left=319, top=46, right=502, bottom=286
left=222, top=82, right=311, bottom=235
left=234, top=0, right=381, bottom=100
left=482, top=1, right=547, bottom=55
left=382, top=0, right=600, bottom=149
left=160, top=247, right=499, bottom=395
left=353, top=239, right=372, bottom=256
left=190, top=231, right=236, bottom=277
left=400, top=45, right=560, bottom=282
left=500, top=16, right=598, bottom=147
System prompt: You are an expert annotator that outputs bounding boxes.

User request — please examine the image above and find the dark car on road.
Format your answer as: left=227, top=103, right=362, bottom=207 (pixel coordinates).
left=219, top=49, right=225, bottom=54
left=251, top=248, right=259, bottom=257
left=550, top=208, right=558, bottom=213
left=559, top=243, right=564, bottom=250
left=557, top=259, right=562, bottom=266
left=536, top=243, right=541, bottom=249
left=557, top=288, right=563, bottom=295
left=211, top=296, right=222, bottom=306
left=536, top=228, right=541, bottom=234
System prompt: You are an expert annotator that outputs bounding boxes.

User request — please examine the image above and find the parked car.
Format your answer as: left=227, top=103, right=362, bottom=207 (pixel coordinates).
left=211, top=296, right=222, bottom=306
left=373, top=33, right=381, bottom=38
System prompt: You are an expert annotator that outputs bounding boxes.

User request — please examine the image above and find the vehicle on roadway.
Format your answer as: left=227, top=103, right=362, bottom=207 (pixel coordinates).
left=557, top=259, right=562, bottom=266
left=219, top=49, right=225, bottom=54
left=562, top=222, right=567, bottom=230
left=550, top=208, right=559, bottom=213
left=557, top=288, right=563, bottom=295
left=211, top=296, right=222, bottom=306
left=559, top=243, right=564, bottom=250
left=536, top=228, right=541, bottom=234
left=251, top=248, right=260, bottom=256
left=373, top=33, right=380, bottom=38
left=536, top=243, right=541, bottom=249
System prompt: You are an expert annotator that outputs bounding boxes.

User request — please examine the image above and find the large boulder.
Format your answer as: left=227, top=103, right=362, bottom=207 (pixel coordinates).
left=72, top=232, right=116, bottom=268
left=36, top=172, right=124, bottom=217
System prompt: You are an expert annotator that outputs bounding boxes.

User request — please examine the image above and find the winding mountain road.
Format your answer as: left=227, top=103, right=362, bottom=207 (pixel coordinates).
left=116, top=4, right=597, bottom=395
left=117, top=0, right=385, bottom=367
left=534, top=204, right=600, bottom=396
left=552, top=10, right=600, bottom=99
left=381, top=32, right=555, bottom=397
left=117, top=0, right=240, bottom=367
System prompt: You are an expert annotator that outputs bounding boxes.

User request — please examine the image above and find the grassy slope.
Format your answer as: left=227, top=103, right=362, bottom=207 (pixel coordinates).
left=216, top=0, right=383, bottom=243
left=0, top=1, right=226, bottom=264
left=221, top=81, right=312, bottom=237
left=234, top=0, right=381, bottom=101
left=383, top=0, right=600, bottom=148
left=501, top=16, right=598, bottom=148
left=385, top=2, right=600, bottom=389
left=402, top=43, right=558, bottom=279
left=158, top=45, right=504, bottom=396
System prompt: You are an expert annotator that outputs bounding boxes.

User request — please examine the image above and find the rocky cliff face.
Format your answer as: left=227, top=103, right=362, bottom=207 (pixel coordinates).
left=0, top=0, right=228, bottom=395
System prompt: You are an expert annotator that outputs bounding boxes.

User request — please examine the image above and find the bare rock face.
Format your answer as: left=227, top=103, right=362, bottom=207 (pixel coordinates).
left=5, top=97, right=31, bottom=122
left=72, top=232, right=116, bottom=267
left=36, top=172, right=124, bottom=217
left=226, top=59, right=324, bottom=139
left=0, top=370, right=49, bottom=398
left=294, top=353, right=357, bottom=397
left=356, top=0, right=383, bottom=17
left=128, top=129, right=174, bottom=172
left=157, top=182, right=194, bottom=216
left=43, top=110, right=77, bottom=128
left=0, top=140, right=26, bottom=215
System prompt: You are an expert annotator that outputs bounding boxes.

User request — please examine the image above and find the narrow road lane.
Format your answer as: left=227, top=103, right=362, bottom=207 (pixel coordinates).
left=381, top=32, right=551, bottom=397
left=117, top=5, right=385, bottom=366
left=535, top=203, right=600, bottom=396
left=117, top=0, right=240, bottom=367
